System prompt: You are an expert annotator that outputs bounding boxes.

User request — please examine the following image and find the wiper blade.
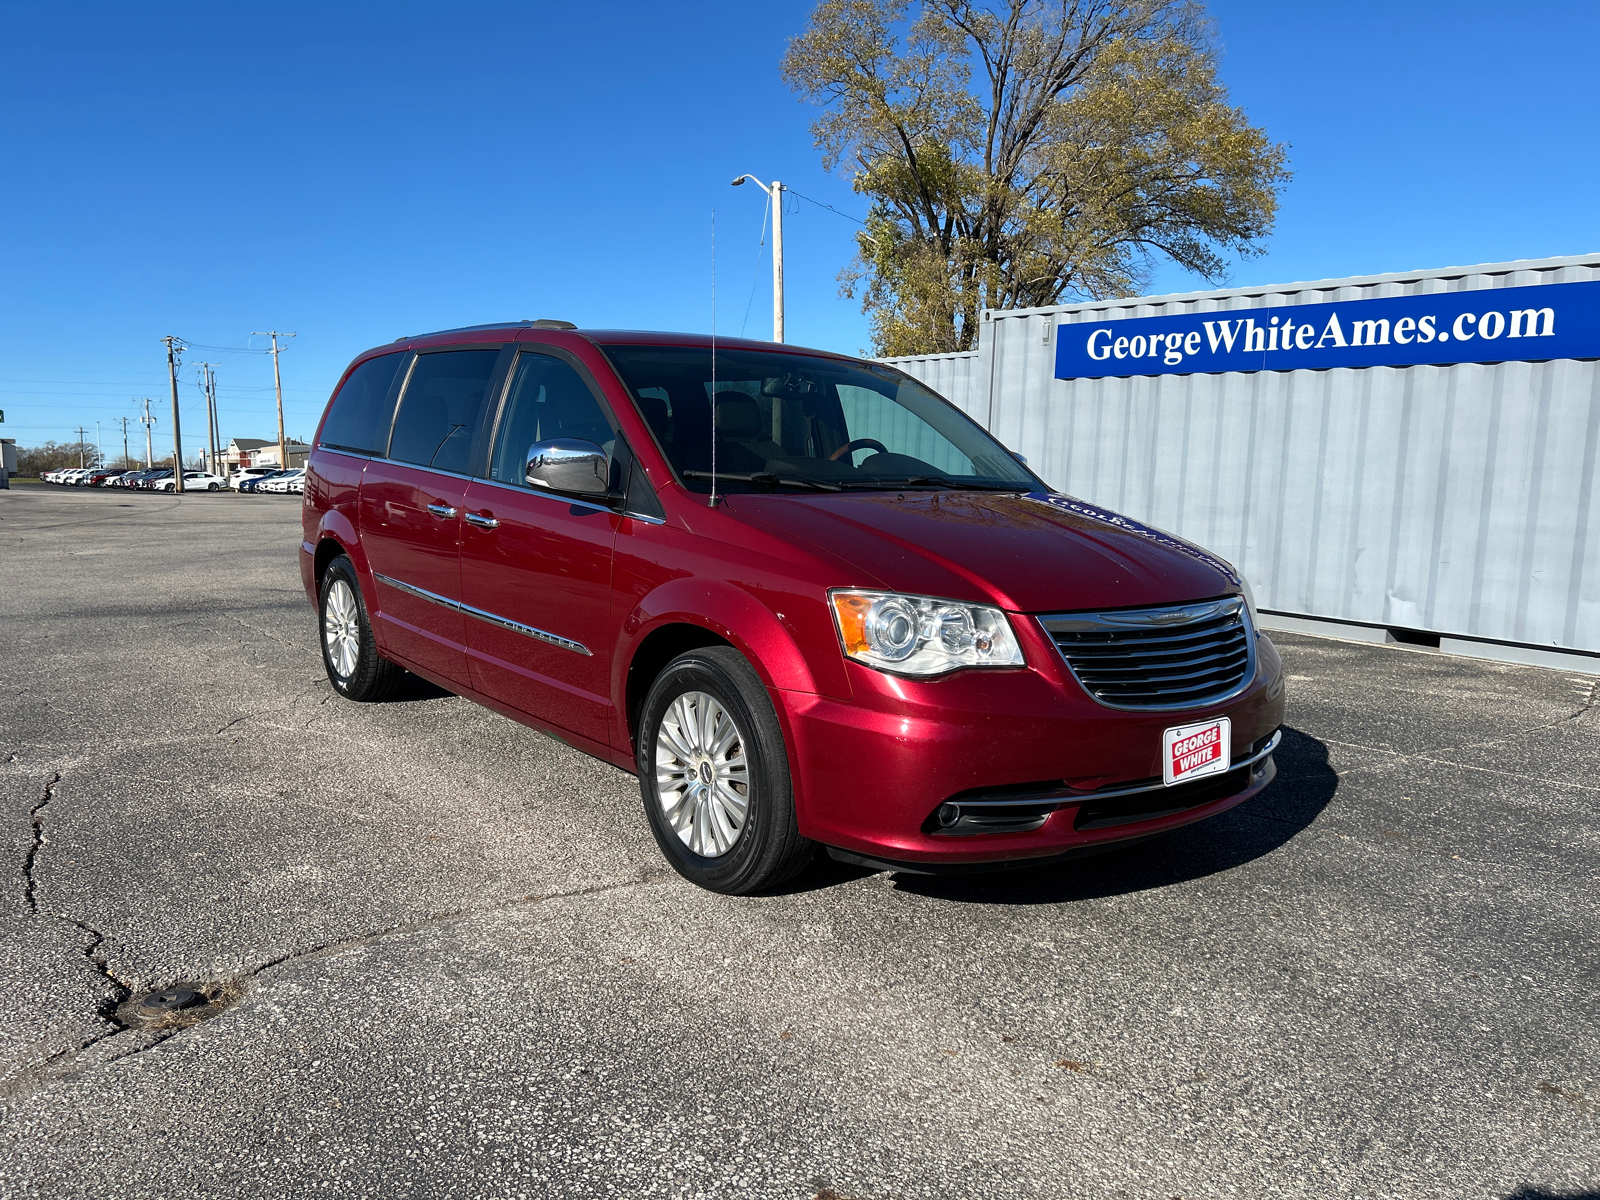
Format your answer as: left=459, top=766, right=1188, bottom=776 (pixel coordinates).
left=681, top=470, right=842, bottom=492
left=842, top=475, right=1025, bottom=492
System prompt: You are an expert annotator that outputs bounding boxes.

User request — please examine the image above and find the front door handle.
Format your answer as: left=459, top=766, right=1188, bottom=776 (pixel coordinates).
left=464, top=511, right=499, bottom=530
left=426, top=503, right=459, bottom=519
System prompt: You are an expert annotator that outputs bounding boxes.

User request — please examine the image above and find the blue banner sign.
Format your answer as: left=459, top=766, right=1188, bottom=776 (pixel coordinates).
left=1055, top=279, right=1600, bottom=380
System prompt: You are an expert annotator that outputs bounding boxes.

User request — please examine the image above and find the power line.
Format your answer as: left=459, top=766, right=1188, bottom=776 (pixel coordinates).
left=783, top=186, right=868, bottom=226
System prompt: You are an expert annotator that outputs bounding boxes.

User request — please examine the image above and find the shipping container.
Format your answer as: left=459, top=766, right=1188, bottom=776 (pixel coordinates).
left=884, top=253, right=1600, bottom=670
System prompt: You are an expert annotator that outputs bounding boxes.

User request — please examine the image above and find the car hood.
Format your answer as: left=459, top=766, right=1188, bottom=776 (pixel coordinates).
left=730, top=490, right=1240, bottom=613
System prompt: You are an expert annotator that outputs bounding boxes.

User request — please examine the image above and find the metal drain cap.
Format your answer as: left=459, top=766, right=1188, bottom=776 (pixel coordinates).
left=135, top=988, right=200, bottom=1017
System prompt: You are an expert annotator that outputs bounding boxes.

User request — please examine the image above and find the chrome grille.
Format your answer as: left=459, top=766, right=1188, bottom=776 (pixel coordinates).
left=1039, top=596, right=1254, bottom=711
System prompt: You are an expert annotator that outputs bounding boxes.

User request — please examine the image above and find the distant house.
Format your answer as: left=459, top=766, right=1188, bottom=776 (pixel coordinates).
left=224, top=437, right=310, bottom=470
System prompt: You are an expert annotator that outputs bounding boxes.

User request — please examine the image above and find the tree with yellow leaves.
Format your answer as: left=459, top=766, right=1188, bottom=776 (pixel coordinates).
left=782, top=0, right=1290, bottom=355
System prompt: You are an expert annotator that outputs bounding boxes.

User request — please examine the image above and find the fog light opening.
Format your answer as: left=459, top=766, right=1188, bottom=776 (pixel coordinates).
left=936, top=803, right=962, bottom=828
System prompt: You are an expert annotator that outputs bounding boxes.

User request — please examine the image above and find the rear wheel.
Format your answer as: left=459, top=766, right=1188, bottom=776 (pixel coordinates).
left=637, top=647, right=813, bottom=894
left=319, top=555, right=404, bottom=701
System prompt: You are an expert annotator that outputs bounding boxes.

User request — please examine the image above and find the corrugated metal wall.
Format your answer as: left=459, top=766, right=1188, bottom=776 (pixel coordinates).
left=881, top=350, right=983, bottom=418
left=885, top=254, right=1600, bottom=654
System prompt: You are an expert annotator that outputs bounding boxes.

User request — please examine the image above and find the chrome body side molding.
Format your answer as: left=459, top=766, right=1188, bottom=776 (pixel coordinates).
left=372, top=572, right=592, bottom=656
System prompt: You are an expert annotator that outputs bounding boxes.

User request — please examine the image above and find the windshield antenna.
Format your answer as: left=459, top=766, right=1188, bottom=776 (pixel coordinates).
left=709, top=208, right=720, bottom=508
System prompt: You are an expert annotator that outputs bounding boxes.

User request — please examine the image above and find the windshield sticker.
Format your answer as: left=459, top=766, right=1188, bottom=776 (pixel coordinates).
left=1025, top=492, right=1239, bottom=583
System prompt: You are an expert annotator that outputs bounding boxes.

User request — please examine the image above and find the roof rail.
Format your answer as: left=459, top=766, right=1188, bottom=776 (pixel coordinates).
left=393, top=318, right=579, bottom=341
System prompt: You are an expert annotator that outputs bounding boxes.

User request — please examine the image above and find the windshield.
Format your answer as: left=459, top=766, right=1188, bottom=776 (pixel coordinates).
left=600, top=345, right=1038, bottom=495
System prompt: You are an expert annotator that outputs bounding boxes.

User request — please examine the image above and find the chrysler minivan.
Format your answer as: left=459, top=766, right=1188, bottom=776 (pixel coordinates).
left=301, top=321, right=1285, bottom=893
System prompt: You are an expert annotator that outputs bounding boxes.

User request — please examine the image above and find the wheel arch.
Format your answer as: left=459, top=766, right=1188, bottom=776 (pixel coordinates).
left=312, top=534, right=349, bottom=596
left=623, top=622, right=733, bottom=757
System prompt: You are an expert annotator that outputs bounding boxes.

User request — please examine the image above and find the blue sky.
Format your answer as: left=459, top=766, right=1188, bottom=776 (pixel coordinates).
left=1, top=1, right=1595, bottom=460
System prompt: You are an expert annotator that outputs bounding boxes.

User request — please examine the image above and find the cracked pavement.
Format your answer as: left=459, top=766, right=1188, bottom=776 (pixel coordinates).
left=1, top=485, right=1597, bottom=1199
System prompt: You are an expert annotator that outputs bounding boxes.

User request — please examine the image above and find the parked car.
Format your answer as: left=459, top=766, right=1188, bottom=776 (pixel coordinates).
left=231, top=466, right=277, bottom=490
left=260, top=468, right=305, bottom=494
left=85, top=468, right=126, bottom=486
left=238, top=469, right=290, bottom=493
left=58, top=468, right=91, bottom=485
left=153, top=471, right=229, bottom=492
left=137, top=469, right=174, bottom=490
left=114, top=469, right=156, bottom=488
left=301, top=325, right=1285, bottom=894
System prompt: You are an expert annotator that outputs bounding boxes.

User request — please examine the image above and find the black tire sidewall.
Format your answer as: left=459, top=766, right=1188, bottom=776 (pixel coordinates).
left=318, top=556, right=389, bottom=700
left=636, top=649, right=802, bottom=894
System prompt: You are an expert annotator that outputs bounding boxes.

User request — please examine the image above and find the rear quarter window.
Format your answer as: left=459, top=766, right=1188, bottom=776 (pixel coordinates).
left=318, top=352, right=407, bottom=455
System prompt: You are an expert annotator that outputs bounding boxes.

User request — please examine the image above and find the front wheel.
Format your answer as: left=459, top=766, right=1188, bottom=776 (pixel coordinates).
left=207, top=483, right=218, bottom=491
left=319, top=555, right=404, bottom=701
left=637, top=646, right=813, bottom=894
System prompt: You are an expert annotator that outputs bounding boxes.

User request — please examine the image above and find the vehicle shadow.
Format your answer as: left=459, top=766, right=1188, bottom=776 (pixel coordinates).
left=385, top=674, right=456, bottom=703
left=793, top=726, right=1338, bottom=904
left=1501, top=1191, right=1600, bottom=1200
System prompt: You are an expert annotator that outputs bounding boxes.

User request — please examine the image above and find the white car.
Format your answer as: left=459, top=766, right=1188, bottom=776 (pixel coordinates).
left=259, top=468, right=305, bottom=494
left=154, top=471, right=229, bottom=492
left=231, top=466, right=278, bottom=490
left=61, top=468, right=93, bottom=485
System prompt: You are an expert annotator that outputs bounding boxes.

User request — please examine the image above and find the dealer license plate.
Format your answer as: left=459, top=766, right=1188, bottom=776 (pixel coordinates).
left=1163, top=717, right=1231, bottom=787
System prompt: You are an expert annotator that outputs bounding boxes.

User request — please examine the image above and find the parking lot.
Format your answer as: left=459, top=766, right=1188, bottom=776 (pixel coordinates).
left=1, top=485, right=1595, bottom=1199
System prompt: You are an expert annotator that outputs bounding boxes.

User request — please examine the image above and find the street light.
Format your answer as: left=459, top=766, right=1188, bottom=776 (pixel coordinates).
left=731, top=174, right=784, bottom=343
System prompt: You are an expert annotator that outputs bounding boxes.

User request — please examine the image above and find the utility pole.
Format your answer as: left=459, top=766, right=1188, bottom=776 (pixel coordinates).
left=253, top=331, right=295, bottom=471
left=96, top=421, right=102, bottom=466
left=211, top=367, right=223, bottom=477
left=196, top=363, right=219, bottom=476
left=730, top=175, right=784, bottom=342
left=74, top=426, right=88, bottom=468
left=162, top=336, right=186, bottom=492
left=137, top=399, right=157, bottom=467
left=119, top=417, right=131, bottom=469
left=209, top=366, right=222, bottom=480
left=211, top=371, right=223, bottom=477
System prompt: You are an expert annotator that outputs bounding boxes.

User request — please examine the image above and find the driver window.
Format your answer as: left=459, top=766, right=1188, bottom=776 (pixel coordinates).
left=490, top=352, right=614, bottom=486
left=835, top=383, right=975, bottom=474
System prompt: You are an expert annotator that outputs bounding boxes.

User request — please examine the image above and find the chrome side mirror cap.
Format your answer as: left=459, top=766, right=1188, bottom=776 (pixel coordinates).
left=525, top=439, right=610, bottom=496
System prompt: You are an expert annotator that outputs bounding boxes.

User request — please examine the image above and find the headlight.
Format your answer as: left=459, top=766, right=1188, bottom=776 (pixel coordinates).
left=829, top=589, right=1024, bottom=676
left=1237, top=572, right=1259, bottom=626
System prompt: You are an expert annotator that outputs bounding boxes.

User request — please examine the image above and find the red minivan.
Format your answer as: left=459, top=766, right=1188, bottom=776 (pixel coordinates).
left=301, top=321, right=1285, bottom=893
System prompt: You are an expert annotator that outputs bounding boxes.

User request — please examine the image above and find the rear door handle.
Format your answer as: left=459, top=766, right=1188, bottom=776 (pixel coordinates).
left=426, top=503, right=458, bottom=519
left=464, top=511, right=499, bottom=529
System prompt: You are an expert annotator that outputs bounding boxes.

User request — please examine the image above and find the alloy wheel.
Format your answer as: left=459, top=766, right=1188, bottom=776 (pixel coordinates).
left=323, top=578, right=361, bottom=679
left=654, top=690, right=750, bottom=858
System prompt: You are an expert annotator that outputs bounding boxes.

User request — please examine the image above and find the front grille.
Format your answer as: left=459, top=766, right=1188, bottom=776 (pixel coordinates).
left=1039, top=596, right=1254, bottom=711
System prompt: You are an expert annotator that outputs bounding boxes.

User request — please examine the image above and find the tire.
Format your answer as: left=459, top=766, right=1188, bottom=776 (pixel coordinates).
left=318, top=555, right=404, bottom=701
left=207, top=483, right=218, bottom=491
left=636, top=646, right=813, bottom=894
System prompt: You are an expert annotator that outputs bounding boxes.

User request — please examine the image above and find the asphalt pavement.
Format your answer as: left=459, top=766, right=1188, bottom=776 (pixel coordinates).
left=1, top=484, right=1596, bottom=1200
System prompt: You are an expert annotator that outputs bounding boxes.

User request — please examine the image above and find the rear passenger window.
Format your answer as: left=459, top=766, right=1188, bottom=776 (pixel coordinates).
left=388, top=350, right=501, bottom=474
left=318, top=352, right=405, bottom=455
left=489, top=352, right=614, bottom=486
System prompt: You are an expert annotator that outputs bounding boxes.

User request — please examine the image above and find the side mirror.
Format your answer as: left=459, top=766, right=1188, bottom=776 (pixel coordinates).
left=525, top=438, right=610, bottom=497
left=1011, top=451, right=1029, bottom=466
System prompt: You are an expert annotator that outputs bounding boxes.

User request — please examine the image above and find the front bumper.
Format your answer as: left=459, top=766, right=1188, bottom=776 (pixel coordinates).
left=778, top=625, right=1286, bottom=866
